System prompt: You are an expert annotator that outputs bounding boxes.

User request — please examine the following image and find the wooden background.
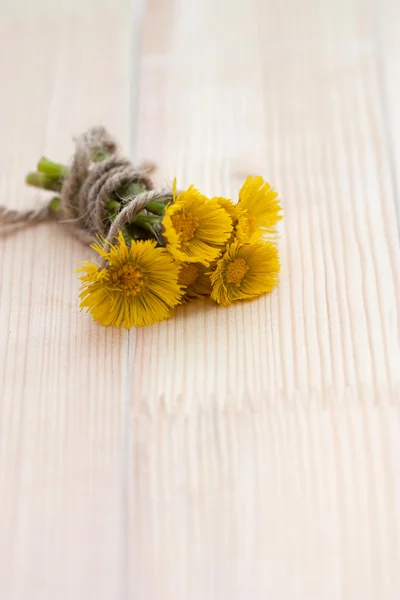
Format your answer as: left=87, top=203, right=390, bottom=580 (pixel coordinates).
left=0, top=0, right=399, bottom=597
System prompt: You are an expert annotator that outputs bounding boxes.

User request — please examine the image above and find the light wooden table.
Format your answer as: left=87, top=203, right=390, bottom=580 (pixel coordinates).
left=0, top=0, right=399, bottom=598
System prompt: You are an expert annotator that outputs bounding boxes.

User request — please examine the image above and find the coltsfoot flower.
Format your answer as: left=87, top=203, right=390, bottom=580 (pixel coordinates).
left=162, top=184, right=233, bottom=265
left=210, top=240, right=280, bottom=307
left=78, top=231, right=183, bottom=328
left=236, top=176, right=282, bottom=243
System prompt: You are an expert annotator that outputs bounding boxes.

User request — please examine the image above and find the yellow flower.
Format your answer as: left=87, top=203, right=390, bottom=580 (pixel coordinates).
left=78, top=231, right=183, bottom=328
left=178, top=262, right=212, bottom=302
left=236, top=176, right=282, bottom=243
left=214, top=197, right=241, bottom=244
left=215, top=197, right=239, bottom=221
left=162, top=185, right=233, bottom=266
left=210, top=241, right=280, bottom=307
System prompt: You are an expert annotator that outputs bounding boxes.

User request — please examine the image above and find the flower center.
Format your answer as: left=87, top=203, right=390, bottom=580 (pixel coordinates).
left=178, top=264, right=200, bottom=287
left=225, top=258, right=249, bottom=285
left=171, top=213, right=200, bottom=244
left=110, top=263, right=144, bottom=296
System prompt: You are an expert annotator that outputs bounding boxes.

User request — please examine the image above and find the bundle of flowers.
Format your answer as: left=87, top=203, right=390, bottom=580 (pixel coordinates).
left=0, top=127, right=282, bottom=329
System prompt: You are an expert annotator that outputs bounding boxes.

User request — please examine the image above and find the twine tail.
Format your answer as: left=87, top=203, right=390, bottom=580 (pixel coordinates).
left=0, top=203, right=52, bottom=227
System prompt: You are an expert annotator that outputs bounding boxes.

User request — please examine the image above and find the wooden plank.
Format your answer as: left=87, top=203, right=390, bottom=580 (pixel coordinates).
left=132, top=0, right=399, bottom=405
left=0, top=0, right=399, bottom=597
left=377, top=0, right=400, bottom=219
left=127, top=0, right=400, bottom=597
left=0, top=1, right=132, bottom=597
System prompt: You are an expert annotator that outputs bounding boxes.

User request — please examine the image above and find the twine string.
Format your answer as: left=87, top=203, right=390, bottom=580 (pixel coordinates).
left=0, top=127, right=169, bottom=247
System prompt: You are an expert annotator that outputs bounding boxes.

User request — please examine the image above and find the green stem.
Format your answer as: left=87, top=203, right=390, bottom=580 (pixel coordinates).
left=120, top=227, right=133, bottom=246
left=144, top=200, right=167, bottom=216
left=116, top=182, right=146, bottom=200
left=37, top=157, right=69, bottom=179
left=26, top=172, right=62, bottom=192
left=107, top=199, right=121, bottom=222
left=134, top=214, right=161, bottom=229
left=134, top=213, right=164, bottom=245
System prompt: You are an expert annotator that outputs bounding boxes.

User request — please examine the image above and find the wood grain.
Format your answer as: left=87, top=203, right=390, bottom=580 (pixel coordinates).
left=0, top=1, right=132, bottom=597
left=127, top=0, right=400, bottom=597
left=0, top=0, right=399, bottom=598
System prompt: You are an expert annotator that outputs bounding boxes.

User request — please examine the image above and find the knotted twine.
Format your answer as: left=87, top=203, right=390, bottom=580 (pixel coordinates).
left=0, top=126, right=173, bottom=248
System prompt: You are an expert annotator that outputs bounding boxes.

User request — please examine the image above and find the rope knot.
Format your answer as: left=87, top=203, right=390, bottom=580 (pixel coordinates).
left=1, top=127, right=172, bottom=246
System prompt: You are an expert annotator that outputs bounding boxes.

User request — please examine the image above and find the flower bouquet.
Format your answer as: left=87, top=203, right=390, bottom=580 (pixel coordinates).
left=0, top=127, right=282, bottom=329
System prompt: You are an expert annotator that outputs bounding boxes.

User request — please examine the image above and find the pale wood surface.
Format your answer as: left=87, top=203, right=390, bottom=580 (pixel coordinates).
left=0, top=0, right=399, bottom=598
